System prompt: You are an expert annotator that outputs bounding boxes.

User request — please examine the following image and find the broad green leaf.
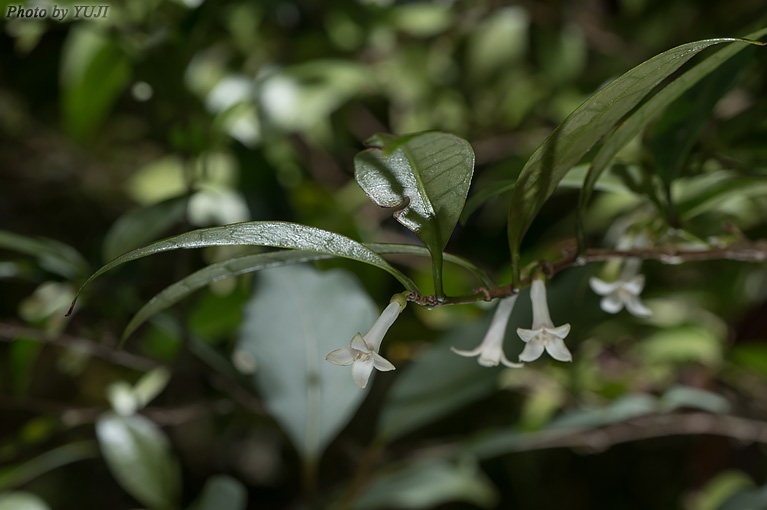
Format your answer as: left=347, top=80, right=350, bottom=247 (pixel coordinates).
left=189, top=476, right=247, bottom=510
left=579, top=28, right=767, bottom=230
left=0, top=441, right=97, bottom=491
left=501, top=34, right=765, bottom=281
left=0, top=230, right=89, bottom=280
left=60, top=26, right=131, bottom=141
left=353, top=457, right=497, bottom=510
left=96, top=412, right=181, bottom=510
left=377, top=321, right=500, bottom=442
left=237, top=265, right=377, bottom=463
left=68, top=221, right=417, bottom=315
left=123, top=243, right=492, bottom=340
left=0, top=492, right=50, bottom=510
left=103, top=197, right=189, bottom=262
left=355, top=132, right=475, bottom=296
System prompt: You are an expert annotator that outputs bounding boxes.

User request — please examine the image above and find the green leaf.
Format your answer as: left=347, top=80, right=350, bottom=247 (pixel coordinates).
left=0, top=492, right=51, bottom=510
left=0, top=230, right=89, bottom=280
left=377, top=321, right=499, bottom=442
left=502, top=34, right=765, bottom=281
left=674, top=170, right=767, bottom=220
left=189, top=476, right=247, bottom=510
left=122, top=242, right=492, bottom=340
left=60, top=26, right=131, bottom=141
left=353, top=457, right=497, bottom=510
left=237, top=265, right=377, bottom=464
left=0, top=441, right=98, bottom=491
left=68, top=221, right=417, bottom=315
left=578, top=27, right=767, bottom=233
left=103, top=197, right=189, bottom=262
left=355, top=132, right=475, bottom=296
left=96, top=412, right=181, bottom=510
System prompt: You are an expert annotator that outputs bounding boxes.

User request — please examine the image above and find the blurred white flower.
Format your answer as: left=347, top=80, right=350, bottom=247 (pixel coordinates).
left=451, top=296, right=523, bottom=368
left=589, top=273, right=652, bottom=317
left=326, top=301, right=400, bottom=388
left=516, top=279, right=572, bottom=362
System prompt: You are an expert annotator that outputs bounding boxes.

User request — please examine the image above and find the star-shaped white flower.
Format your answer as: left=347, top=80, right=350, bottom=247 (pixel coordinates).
left=451, top=295, right=523, bottom=368
left=516, top=279, right=572, bottom=362
left=325, top=301, right=400, bottom=388
left=589, top=274, right=652, bottom=318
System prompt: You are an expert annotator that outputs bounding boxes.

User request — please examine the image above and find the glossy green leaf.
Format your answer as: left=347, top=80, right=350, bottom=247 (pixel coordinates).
left=0, top=441, right=97, bottom=491
left=355, top=132, right=475, bottom=296
left=60, top=26, right=131, bottom=141
left=353, top=457, right=497, bottom=510
left=578, top=28, right=767, bottom=230
left=0, top=230, right=89, bottom=280
left=502, top=34, right=765, bottom=280
left=96, top=412, right=181, bottom=510
left=237, top=265, right=377, bottom=463
left=189, top=476, right=247, bottom=510
left=68, top=221, right=417, bottom=315
left=0, top=492, right=50, bottom=510
left=123, top=242, right=492, bottom=340
left=377, top=321, right=500, bottom=442
left=103, top=197, right=189, bottom=262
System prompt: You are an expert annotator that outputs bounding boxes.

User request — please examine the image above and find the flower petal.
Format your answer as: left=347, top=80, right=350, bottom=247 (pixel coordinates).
left=624, top=294, right=652, bottom=318
left=371, top=351, right=396, bottom=372
left=518, top=338, right=545, bottom=362
left=545, top=336, right=573, bottom=362
left=325, top=347, right=357, bottom=366
left=530, top=279, right=554, bottom=328
left=364, top=301, right=401, bottom=352
left=547, top=323, right=571, bottom=339
left=600, top=294, right=624, bottom=314
left=623, top=274, right=646, bottom=295
left=499, top=353, right=524, bottom=368
left=589, top=277, right=620, bottom=296
left=351, top=359, right=375, bottom=388
left=516, top=327, right=541, bottom=343
left=450, top=345, right=483, bottom=357
left=350, top=332, right=370, bottom=353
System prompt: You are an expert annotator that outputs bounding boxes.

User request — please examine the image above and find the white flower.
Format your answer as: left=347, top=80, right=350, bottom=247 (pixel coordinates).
left=516, top=279, right=572, bottom=362
left=451, top=296, right=523, bottom=368
left=325, top=301, right=400, bottom=388
left=589, top=255, right=652, bottom=318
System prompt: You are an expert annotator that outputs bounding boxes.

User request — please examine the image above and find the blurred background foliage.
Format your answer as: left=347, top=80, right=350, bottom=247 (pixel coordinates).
left=2, top=0, right=767, bottom=508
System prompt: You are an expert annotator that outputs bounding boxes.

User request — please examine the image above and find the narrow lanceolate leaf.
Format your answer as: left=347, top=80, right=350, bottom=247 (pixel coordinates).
left=67, top=221, right=417, bottom=314
left=238, top=265, right=377, bottom=463
left=123, top=243, right=493, bottom=341
left=578, top=28, right=767, bottom=226
left=355, top=132, right=475, bottom=296
left=503, top=34, right=766, bottom=281
left=0, top=230, right=89, bottom=280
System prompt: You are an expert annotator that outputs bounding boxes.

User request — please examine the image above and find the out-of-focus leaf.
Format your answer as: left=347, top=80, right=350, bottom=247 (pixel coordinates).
left=695, top=471, right=754, bottom=510
left=96, top=412, right=181, bottom=510
left=189, top=475, right=247, bottom=510
left=636, top=326, right=722, bottom=366
left=123, top=242, right=491, bottom=340
left=0, top=492, right=50, bottom=510
left=579, top=28, right=767, bottom=223
left=0, top=441, right=98, bottom=491
left=719, top=485, right=767, bottom=510
left=674, top=170, right=767, bottom=220
left=353, top=457, right=497, bottom=510
left=377, top=321, right=500, bottom=442
left=103, top=197, right=188, bottom=262
left=132, top=367, right=171, bottom=410
left=60, top=26, right=131, bottom=140
left=68, top=221, right=418, bottom=315
left=660, top=386, right=730, bottom=414
left=500, top=35, right=764, bottom=278
left=237, top=265, right=377, bottom=463
left=0, top=230, right=89, bottom=279
left=390, top=3, right=453, bottom=38
left=355, top=132, right=475, bottom=295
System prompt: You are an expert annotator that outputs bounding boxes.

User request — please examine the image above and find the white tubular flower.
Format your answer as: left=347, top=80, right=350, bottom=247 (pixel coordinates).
left=516, top=279, right=572, bottom=362
left=325, top=301, right=400, bottom=388
left=451, top=296, right=523, bottom=368
left=589, top=256, right=652, bottom=318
